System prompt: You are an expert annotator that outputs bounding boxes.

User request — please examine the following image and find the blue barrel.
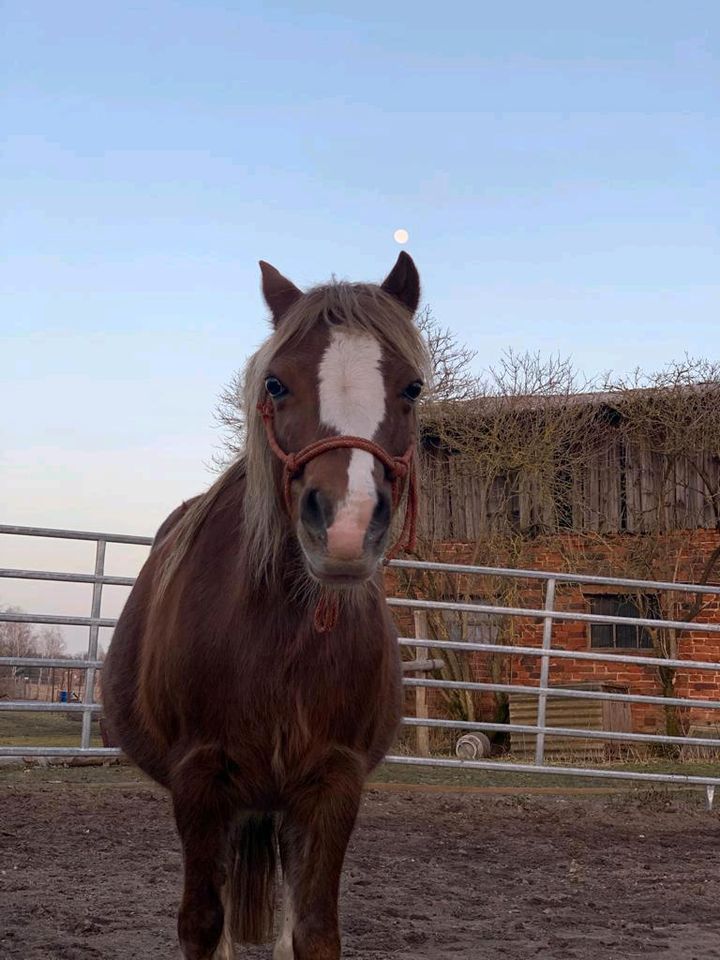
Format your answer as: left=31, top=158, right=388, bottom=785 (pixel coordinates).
left=59, top=690, right=68, bottom=703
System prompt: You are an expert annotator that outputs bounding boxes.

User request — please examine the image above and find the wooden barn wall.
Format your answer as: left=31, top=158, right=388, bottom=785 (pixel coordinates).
left=418, top=442, right=720, bottom=541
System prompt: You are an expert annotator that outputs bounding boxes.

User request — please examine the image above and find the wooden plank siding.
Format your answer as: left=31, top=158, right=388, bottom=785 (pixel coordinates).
left=419, top=439, right=720, bottom=542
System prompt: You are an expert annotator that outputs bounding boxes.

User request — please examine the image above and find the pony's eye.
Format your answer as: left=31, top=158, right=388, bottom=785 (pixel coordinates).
left=402, top=380, right=423, bottom=402
left=265, top=376, right=288, bottom=399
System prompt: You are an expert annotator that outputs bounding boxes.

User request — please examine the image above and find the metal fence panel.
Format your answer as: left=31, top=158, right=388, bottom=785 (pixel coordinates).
left=2, top=523, right=720, bottom=802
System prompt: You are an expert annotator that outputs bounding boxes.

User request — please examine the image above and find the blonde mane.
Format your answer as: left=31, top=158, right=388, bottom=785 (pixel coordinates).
left=157, top=280, right=430, bottom=595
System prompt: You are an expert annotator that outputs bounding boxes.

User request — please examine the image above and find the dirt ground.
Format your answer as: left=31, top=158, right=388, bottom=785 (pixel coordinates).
left=2, top=770, right=720, bottom=959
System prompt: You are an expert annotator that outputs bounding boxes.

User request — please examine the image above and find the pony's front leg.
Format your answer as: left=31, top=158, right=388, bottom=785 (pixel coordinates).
left=171, top=748, right=234, bottom=960
left=278, top=751, right=364, bottom=960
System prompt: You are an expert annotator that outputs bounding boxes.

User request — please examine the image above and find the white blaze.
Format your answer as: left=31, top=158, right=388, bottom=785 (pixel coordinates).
left=318, top=329, right=385, bottom=523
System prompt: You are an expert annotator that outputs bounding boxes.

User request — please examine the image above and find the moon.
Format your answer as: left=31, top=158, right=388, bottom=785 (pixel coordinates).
left=393, top=228, right=409, bottom=244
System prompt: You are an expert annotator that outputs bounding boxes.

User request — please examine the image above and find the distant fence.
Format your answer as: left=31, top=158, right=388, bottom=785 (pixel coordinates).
left=2, top=524, right=720, bottom=805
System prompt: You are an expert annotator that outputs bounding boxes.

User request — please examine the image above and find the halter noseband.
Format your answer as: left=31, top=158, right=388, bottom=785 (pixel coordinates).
left=257, top=397, right=419, bottom=561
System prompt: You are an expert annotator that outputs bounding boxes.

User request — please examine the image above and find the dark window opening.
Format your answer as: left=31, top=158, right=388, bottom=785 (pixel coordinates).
left=588, top=594, right=659, bottom=649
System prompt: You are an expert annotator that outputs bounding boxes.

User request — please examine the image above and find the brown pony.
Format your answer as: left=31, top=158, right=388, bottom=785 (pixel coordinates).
left=102, top=252, right=429, bottom=960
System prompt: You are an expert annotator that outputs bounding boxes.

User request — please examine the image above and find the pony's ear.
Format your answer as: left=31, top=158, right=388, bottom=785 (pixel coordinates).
left=381, top=251, right=420, bottom=315
left=259, top=261, right=303, bottom=327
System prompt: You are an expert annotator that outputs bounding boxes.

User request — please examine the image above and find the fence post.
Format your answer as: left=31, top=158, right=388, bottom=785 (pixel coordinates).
left=413, top=610, right=431, bottom=758
left=534, top=577, right=556, bottom=766
left=80, top=539, right=106, bottom=750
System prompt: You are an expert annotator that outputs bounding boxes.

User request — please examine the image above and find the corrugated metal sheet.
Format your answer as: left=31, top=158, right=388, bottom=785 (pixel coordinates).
left=509, top=683, right=631, bottom=758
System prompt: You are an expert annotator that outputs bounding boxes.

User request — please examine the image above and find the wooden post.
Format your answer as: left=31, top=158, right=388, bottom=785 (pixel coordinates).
left=413, top=610, right=431, bottom=758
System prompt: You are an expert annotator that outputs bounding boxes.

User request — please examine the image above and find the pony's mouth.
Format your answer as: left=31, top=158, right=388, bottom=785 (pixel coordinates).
left=302, top=551, right=379, bottom=586
left=296, top=515, right=386, bottom=587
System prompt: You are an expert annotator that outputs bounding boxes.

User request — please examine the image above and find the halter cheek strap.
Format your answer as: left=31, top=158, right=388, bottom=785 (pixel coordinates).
left=257, top=398, right=419, bottom=561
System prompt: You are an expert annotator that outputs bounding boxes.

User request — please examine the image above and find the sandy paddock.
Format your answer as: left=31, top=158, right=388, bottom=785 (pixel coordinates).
left=1, top=771, right=720, bottom=959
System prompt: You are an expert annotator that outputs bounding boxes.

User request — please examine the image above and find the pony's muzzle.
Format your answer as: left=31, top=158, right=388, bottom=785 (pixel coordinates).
left=298, top=486, right=391, bottom=579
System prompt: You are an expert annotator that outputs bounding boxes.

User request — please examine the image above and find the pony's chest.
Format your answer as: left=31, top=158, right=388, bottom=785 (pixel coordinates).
left=265, top=687, right=366, bottom=780
left=263, top=651, right=386, bottom=747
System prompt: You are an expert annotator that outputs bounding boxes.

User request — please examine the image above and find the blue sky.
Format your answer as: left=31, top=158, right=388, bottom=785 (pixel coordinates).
left=1, top=1, right=718, bottom=641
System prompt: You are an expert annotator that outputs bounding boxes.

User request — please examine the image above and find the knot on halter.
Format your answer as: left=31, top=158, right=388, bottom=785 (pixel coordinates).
left=313, top=594, right=340, bottom=633
left=256, top=398, right=419, bottom=632
left=390, top=458, right=409, bottom=480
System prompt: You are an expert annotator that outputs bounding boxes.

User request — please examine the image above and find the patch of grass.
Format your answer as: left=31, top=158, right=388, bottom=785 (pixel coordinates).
left=0, top=761, right=153, bottom=790
left=370, top=754, right=720, bottom=792
left=0, top=714, right=716, bottom=797
left=1, top=758, right=715, bottom=798
left=0, top=710, right=103, bottom=748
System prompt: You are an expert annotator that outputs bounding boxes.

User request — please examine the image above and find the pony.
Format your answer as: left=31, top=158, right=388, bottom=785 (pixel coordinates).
left=102, top=252, right=428, bottom=960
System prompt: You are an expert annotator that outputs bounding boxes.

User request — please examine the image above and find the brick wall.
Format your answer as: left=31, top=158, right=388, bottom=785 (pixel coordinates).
left=387, top=530, right=720, bottom=739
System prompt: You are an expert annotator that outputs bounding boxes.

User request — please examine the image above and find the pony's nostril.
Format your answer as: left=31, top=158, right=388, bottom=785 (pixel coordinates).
left=367, top=490, right=391, bottom=543
left=301, top=488, right=330, bottom=537
left=372, top=492, right=391, bottom=527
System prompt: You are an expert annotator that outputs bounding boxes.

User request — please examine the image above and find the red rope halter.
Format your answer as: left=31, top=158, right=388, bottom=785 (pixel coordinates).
left=257, top=398, right=419, bottom=630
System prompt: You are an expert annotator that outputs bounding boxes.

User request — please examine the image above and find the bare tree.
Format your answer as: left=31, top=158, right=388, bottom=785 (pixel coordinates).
left=420, top=350, right=600, bottom=543
left=415, top=307, right=479, bottom=403
left=38, top=627, right=66, bottom=659
left=0, top=608, right=38, bottom=679
left=213, top=369, right=246, bottom=467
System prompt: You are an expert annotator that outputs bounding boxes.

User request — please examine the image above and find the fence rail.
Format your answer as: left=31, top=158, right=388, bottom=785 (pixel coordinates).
left=2, top=523, right=720, bottom=802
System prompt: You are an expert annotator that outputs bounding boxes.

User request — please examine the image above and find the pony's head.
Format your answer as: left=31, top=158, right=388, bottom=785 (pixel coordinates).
left=244, top=253, right=429, bottom=586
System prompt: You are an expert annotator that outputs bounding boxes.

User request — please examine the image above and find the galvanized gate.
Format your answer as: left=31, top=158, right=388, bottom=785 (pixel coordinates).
left=2, top=524, right=720, bottom=803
